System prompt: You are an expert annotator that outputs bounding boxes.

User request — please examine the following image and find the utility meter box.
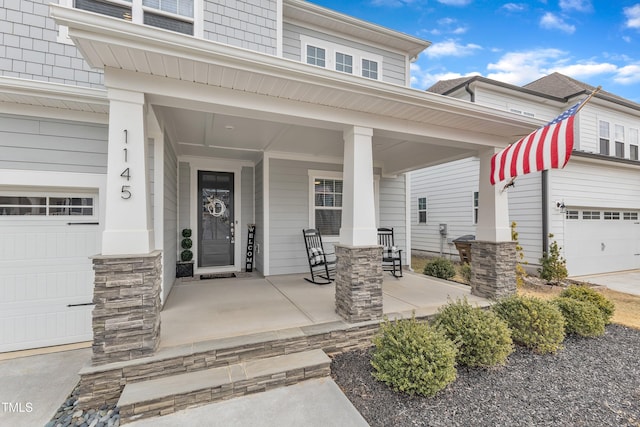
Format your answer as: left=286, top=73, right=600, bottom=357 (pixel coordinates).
left=439, top=223, right=447, bottom=236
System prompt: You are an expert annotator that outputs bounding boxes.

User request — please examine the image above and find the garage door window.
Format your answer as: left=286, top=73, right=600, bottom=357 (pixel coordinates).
left=582, top=211, right=600, bottom=220
left=604, top=211, right=620, bottom=220
left=566, top=210, right=578, bottom=219
left=0, top=196, right=94, bottom=216
left=623, top=212, right=638, bottom=220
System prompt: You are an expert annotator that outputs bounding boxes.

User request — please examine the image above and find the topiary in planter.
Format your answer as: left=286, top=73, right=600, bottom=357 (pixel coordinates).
left=434, top=299, right=513, bottom=368
left=559, top=285, right=615, bottom=325
left=492, top=295, right=565, bottom=354
left=423, top=257, right=456, bottom=280
left=371, top=316, right=457, bottom=397
left=180, top=228, right=193, bottom=262
left=552, top=297, right=605, bottom=337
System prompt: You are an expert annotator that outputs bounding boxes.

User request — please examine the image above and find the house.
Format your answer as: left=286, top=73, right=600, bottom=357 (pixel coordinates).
left=0, top=0, right=539, bottom=360
left=412, top=72, right=640, bottom=277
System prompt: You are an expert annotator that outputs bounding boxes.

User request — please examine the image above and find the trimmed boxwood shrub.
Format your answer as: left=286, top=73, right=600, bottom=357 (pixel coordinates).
left=371, top=316, right=457, bottom=397
left=423, top=257, right=456, bottom=280
left=559, top=285, right=615, bottom=325
left=552, top=297, right=605, bottom=337
left=492, top=295, right=566, bottom=354
left=434, top=299, right=513, bottom=367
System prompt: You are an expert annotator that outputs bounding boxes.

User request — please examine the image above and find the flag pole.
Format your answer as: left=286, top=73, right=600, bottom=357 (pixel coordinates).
left=575, top=86, right=602, bottom=114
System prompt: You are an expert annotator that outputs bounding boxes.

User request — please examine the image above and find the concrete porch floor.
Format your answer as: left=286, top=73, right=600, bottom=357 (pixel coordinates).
left=159, top=272, right=489, bottom=348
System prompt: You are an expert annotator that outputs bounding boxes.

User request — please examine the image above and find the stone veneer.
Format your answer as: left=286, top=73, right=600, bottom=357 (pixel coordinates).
left=91, top=251, right=162, bottom=366
left=470, top=240, right=517, bottom=299
left=334, top=245, right=383, bottom=322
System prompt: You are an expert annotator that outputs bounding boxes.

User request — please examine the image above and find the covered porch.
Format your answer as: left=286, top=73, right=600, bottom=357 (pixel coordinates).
left=159, top=272, right=489, bottom=348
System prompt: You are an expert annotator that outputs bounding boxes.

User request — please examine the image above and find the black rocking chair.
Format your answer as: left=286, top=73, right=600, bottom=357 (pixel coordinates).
left=302, top=228, right=336, bottom=285
left=378, top=227, right=403, bottom=278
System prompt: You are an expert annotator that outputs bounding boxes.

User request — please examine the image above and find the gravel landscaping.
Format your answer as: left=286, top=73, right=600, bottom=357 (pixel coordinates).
left=331, top=324, right=640, bottom=427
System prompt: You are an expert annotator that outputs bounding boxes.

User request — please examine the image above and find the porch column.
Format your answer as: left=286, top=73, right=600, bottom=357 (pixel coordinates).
left=90, top=88, right=161, bottom=365
left=335, top=126, right=383, bottom=322
left=471, top=148, right=516, bottom=299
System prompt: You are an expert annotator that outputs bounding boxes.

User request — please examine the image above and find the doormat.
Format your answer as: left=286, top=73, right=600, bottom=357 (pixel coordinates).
left=200, top=273, right=237, bottom=280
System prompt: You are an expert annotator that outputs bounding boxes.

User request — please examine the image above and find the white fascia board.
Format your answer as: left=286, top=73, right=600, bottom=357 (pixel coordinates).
left=0, top=76, right=107, bottom=105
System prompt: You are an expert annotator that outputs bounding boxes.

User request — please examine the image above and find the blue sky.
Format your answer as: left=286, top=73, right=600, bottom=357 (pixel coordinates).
left=309, top=0, right=640, bottom=102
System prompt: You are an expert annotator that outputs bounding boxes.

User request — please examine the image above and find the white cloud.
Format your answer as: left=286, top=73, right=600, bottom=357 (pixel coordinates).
left=431, top=17, right=469, bottom=35
left=501, top=3, right=527, bottom=13
left=486, top=48, right=565, bottom=85
left=559, top=0, right=592, bottom=12
left=410, top=63, right=480, bottom=89
left=551, top=62, right=618, bottom=78
left=624, top=4, right=640, bottom=29
left=424, top=39, right=482, bottom=58
left=436, top=0, right=473, bottom=5
left=370, top=0, right=417, bottom=6
left=540, top=12, right=576, bottom=33
left=614, top=64, right=640, bottom=84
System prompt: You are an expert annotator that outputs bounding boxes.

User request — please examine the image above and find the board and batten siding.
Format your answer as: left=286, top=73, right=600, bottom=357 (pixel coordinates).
left=254, top=159, right=264, bottom=273
left=0, top=0, right=103, bottom=88
left=202, top=0, right=277, bottom=55
left=282, top=23, right=407, bottom=86
left=268, top=158, right=341, bottom=275
left=0, top=113, right=107, bottom=173
left=379, top=174, right=407, bottom=258
left=163, top=139, right=178, bottom=302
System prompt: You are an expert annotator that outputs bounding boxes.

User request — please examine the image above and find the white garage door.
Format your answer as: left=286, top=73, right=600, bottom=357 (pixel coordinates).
left=0, top=194, right=100, bottom=352
left=565, top=209, right=640, bottom=276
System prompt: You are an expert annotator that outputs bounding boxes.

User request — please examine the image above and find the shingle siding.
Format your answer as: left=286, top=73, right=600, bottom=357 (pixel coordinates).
left=0, top=0, right=104, bottom=88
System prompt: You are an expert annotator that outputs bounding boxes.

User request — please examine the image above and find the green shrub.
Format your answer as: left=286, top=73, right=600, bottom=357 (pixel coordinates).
left=460, top=263, right=472, bottom=284
left=492, top=295, right=565, bottom=354
left=423, top=258, right=456, bottom=280
left=552, top=297, right=605, bottom=337
left=371, top=316, right=457, bottom=397
left=538, top=234, right=568, bottom=284
left=434, top=299, right=513, bottom=367
left=560, top=285, right=615, bottom=325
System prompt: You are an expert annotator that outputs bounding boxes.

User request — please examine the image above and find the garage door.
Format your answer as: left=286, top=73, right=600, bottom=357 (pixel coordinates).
left=564, top=209, right=640, bottom=276
left=0, top=194, right=100, bottom=352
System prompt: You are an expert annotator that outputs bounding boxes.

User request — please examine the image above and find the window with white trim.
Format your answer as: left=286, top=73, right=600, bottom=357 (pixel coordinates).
left=629, top=128, right=638, bottom=160
left=604, top=211, right=620, bottom=220
left=582, top=211, right=600, bottom=220
left=615, top=124, right=625, bottom=158
left=623, top=212, right=638, bottom=220
left=0, top=195, right=95, bottom=216
left=300, top=36, right=383, bottom=81
left=473, top=191, right=479, bottom=224
left=74, top=0, right=195, bottom=35
left=312, top=177, right=343, bottom=236
left=566, top=210, right=578, bottom=219
left=417, top=197, right=427, bottom=224
left=631, top=145, right=639, bottom=161
left=599, top=120, right=610, bottom=155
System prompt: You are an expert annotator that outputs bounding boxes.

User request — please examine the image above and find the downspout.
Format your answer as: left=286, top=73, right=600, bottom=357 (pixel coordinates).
left=541, top=170, right=549, bottom=255
left=465, top=82, right=475, bottom=103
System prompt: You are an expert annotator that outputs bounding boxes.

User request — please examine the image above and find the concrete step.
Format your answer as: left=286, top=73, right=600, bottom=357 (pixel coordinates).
left=117, top=349, right=331, bottom=424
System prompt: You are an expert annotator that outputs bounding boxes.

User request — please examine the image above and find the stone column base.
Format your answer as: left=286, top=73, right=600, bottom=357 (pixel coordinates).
left=334, top=245, right=383, bottom=322
left=91, top=251, right=162, bottom=365
left=470, top=241, right=516, bottom=299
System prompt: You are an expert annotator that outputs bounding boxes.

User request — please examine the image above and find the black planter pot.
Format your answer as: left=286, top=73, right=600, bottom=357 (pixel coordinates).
left=176, top=261, right=194, bottom=278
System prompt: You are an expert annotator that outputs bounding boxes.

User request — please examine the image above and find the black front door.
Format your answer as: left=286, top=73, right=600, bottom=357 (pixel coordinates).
left=198, top=171, right=234, bottom=268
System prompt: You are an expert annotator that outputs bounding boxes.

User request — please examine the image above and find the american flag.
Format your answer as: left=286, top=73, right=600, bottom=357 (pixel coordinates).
left=490, top=100, right=583, bottom=185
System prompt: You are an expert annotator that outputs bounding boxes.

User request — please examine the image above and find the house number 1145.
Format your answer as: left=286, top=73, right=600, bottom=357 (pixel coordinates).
left=121, top=129, right=132, bottom=199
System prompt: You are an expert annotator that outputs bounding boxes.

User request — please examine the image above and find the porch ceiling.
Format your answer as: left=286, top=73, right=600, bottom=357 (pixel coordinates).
left=50, top=4, right=542, bottom=174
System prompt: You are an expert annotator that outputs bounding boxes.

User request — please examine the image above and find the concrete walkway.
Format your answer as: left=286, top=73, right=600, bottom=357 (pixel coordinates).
left=571, top=269, right=640, bottom=296
left=126, top=378, right=369, bottom=427
left=0, top=348, right=90, bottom=427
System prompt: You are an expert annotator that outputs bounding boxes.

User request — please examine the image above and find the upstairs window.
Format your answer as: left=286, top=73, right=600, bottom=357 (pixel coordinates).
left=473, top=191, right=479, bottom=224
left=631, top=145, right=639, bottom=161
left=306, top=46, right=326, bottom=67
left=362, top=59, right=378, bottom=80
left=599, top=120, right=610, bottom=155
left=615, top=124, right=625, bottom=158
left=335, top=52, right=353, bottom=74
left=74, top=0, right=195, bottom=35
left=417, top=197, right=427, bottom=224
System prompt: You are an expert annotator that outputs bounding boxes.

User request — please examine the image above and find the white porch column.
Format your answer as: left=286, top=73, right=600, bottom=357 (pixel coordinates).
left=471, top=147, right=516, bottom=299
left=476, top=147, right=511, bottom=242
left=340, top=126, right=377, bottom=246
left=101, top=88, right=154, bottom=255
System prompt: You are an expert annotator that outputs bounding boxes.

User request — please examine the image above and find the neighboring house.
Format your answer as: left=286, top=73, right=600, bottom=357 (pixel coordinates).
left=0, top=0, right=538, bottom=355
left=412, top=72, right=640, bottom=277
